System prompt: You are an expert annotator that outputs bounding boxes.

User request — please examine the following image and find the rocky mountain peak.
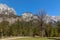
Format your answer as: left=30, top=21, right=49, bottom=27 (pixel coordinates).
left=0, top=4, right=16, bottom=15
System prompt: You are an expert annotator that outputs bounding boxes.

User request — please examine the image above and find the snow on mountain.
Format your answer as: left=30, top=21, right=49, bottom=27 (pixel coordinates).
left=42, top=15, right=60, bottom=24
left=22, top=12, right=38, bottom=22
left=22, top=12, right=33, bottom=21
left=22, top=12, right=60, bottom=23
left=0, top=4, right=16, bottom=15
left=0, top=4, right=17, bottom=24
left=0, top=4, right=60, bottom=24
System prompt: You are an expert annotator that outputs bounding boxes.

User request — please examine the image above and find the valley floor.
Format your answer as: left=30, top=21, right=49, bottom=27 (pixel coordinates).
left=0, top=37, right=60, bottom=40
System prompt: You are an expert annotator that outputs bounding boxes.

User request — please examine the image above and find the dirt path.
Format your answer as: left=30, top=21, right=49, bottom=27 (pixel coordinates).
left=0, top=37, right=30, bottom=40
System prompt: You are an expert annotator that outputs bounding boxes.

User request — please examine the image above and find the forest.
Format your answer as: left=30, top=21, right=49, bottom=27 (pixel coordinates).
left=0, top=10, right=60, bottom=38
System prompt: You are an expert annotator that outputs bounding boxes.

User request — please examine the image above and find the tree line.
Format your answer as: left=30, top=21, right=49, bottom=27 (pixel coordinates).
left=0, top=10, right=60, bottom=38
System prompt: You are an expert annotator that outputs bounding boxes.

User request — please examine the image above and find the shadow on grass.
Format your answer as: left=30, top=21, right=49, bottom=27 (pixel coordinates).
left=48, top=37, right=60, bottom=40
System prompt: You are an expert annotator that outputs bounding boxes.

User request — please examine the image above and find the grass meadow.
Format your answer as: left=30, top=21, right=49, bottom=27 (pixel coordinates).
left=12, top=37, right=60, bottom=40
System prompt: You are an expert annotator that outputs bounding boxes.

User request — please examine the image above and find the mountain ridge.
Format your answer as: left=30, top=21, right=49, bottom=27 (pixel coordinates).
left=0, top=4, right=60, bottom=24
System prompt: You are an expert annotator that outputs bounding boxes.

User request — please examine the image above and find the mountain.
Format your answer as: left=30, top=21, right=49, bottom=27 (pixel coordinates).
left=0, top=4, right=17, bottom=24
left=0, top=4, right=16, bottom=15
left=22, top=12, right=38, bottom=22
left=44, top=15, right=60, bottom=23
left=0, top=4, right=60, bottom=24
left=21, top=12, right=60, bottom=24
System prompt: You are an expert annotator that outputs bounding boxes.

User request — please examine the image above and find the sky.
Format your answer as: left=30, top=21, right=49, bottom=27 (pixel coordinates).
left=0, top=0, right=60, bottom=16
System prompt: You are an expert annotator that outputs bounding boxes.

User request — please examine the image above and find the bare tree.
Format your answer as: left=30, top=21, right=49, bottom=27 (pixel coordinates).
left=36, top=10, right=46, bottom=37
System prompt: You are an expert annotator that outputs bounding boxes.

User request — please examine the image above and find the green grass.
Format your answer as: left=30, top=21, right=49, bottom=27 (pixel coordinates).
left=1, top=37, right=60, bottom=40
left=12, top=37, right=54, bottom=40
